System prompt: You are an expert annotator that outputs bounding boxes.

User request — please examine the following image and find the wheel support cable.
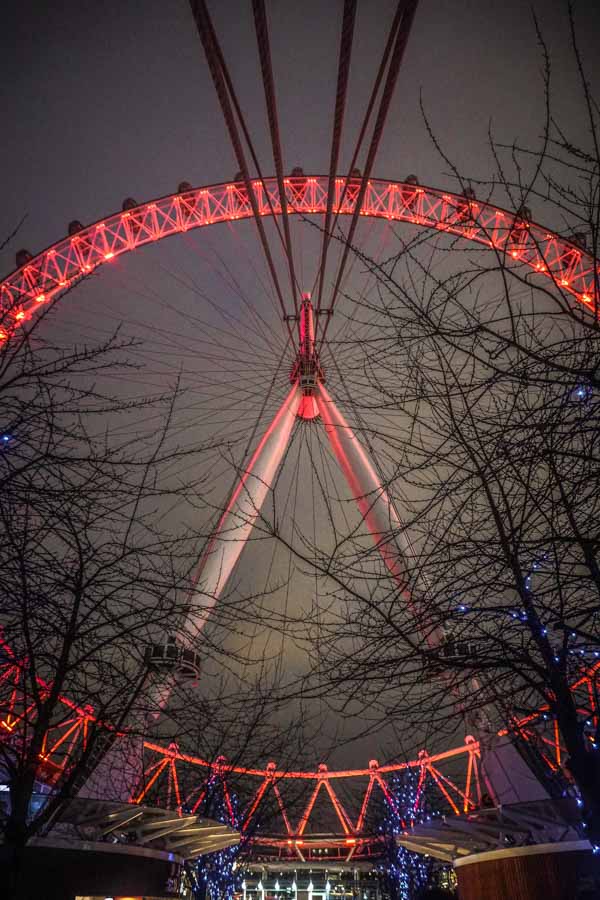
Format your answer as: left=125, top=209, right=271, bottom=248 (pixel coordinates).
left=315, top=0, right=358, bottom=317
left=317, top=0, right=420, bottom=347
left=313, top=0, right=406, bottom=318
left=252, top=0, right=300, bottom=317
left=189, top=0, right=295, bottom=341
left=205, top=14, right=294, bottom=275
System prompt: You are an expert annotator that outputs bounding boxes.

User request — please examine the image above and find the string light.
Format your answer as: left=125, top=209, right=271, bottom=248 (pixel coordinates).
left=191, top=773, right=250, bottom=900
left=572, top=384, right=592, bottom=401
left=377, top=771, right=443, bottom=899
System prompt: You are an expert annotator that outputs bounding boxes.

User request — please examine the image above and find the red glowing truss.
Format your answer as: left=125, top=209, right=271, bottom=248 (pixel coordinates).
left=2, top=627, right=599, bottom=861
left=1, top=176, right=597, bottom=336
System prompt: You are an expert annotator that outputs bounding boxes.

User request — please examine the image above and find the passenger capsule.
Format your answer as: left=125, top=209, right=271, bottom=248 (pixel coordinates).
left=289, top=167, right=308, bottom=202
left=456, top=186, right=476, bottom=223
left=346, top=168, right=362, bottom=204
left=15, top=249, right=33, bottom=268
left=570, top=231, right=587, bottom=250
left=400, top=175, right=420, bottom=212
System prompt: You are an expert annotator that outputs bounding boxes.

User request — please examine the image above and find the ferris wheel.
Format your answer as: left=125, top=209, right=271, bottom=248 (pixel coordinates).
left=0, top=0, right=597, bottom=841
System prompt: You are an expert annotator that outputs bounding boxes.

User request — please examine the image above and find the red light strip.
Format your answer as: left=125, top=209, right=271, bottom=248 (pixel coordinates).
left=355, top=775, right=375, bottom=833
left=131, top=755, right=169, bottom=804
left=425, top=764, right=460, bottom=816
left=140, top=737, right=479, bottom=777
left=464, top=752, right=474, bottom=814
left=170, top=758, right=182, bottom=813
left=322, top=778, right=353, bottom=835
left=242, top=777, right=271, bottom=832
left=296, top=780, right=323, bottom=836
left=272, top=781, right=294, bottom=836
left=429, top=762, right=475, bottom=813
left=189, top=787, right=207, bottom=815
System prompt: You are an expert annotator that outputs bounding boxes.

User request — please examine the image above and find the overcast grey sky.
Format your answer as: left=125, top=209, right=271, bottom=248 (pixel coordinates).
left=2, top=0, right=599, bottom=259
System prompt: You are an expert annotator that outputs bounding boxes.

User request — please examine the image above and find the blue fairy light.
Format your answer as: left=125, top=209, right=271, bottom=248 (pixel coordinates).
left=378, top=771, right=447, bottom=898
left=572, top=385, right=592, bottom=401
left=192, top=775, right=249, bottom=900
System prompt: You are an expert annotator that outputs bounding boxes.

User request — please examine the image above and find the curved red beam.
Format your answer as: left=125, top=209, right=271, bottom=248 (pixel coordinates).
left=1, top=176, right=596, bottom=336
left=141, top=737, right=485, bottom=780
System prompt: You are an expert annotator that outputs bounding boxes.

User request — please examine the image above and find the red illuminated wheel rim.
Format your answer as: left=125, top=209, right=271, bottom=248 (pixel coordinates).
left=1, top=175, right=596, bottom=337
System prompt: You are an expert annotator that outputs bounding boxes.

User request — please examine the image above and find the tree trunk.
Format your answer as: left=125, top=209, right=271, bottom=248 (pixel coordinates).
left=567, top=747, right=600, bottom=845
left=2, top=832, right=29, bottom=900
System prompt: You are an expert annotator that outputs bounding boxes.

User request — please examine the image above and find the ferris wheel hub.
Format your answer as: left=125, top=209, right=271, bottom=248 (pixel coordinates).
left=290, top=293, right=325, bottom=420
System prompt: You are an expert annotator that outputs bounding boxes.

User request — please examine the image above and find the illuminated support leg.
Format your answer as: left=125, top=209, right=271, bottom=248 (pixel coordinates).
left=151, top=380, right=302, bottom=708
left=315, top=382, right=443, bottom=648
left=144, top=381, right=302, bottom=711
left=316, top=384, right=547, bottom=805
left=185, top=382, right=302, bottom=638
left=81, top=385, right=301, bottom=803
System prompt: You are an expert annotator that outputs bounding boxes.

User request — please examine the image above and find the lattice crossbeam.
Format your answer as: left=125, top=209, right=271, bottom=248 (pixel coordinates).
left=1, top=176, right=597, bottom=337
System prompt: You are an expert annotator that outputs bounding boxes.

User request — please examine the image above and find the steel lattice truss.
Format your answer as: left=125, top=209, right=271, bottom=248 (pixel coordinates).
left=1, top=175, right=598, bottom=333
left=2, top=633, right=599, bottom=862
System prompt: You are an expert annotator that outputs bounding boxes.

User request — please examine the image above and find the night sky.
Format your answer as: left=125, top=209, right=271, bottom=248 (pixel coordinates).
left=2, top=0, right=599, bottom=768
left=3, top=0, right=599, bottom=255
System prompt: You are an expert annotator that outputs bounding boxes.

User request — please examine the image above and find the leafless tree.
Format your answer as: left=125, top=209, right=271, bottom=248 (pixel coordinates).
left=277, top=3, right=600, bottom=845
left=0, top=296, right=313, bottom=897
